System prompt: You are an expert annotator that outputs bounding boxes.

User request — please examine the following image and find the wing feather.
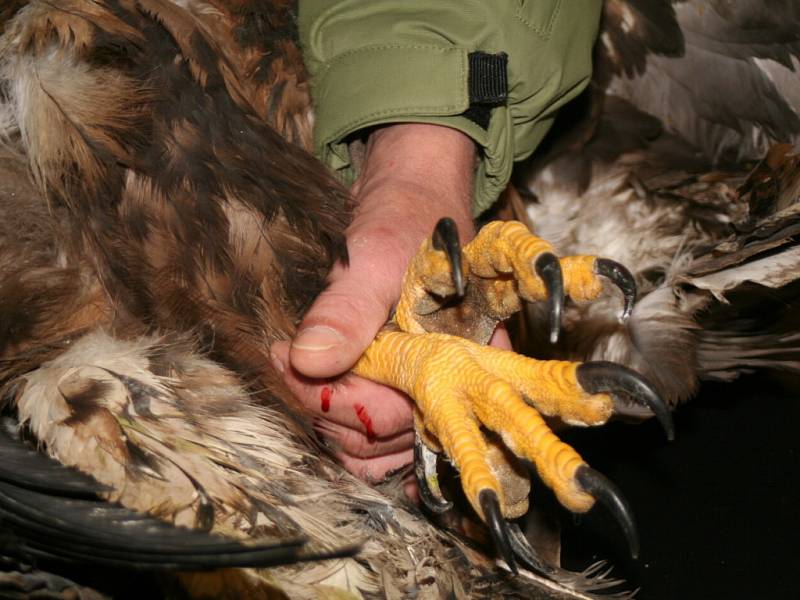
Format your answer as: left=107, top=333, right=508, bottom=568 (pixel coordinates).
left=0, top=424, right=357, bottom=570
left=604, top=0, right=800, bottom=163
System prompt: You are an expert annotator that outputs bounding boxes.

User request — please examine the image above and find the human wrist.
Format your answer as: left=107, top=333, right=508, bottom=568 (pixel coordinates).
left=364, top=123, right=472, bottom=177
left=353, top=123, right=477, bottom=234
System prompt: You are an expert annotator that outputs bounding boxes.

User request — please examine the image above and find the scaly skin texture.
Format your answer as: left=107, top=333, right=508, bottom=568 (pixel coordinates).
left=354, top=330, right=608, bottom=515
left=395, top=221, right=607, bottom=336
left=354, top=221, right=618, bottom=519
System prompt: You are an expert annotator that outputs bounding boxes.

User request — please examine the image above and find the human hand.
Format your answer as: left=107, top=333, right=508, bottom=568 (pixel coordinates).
left=270, top=123, right=510, bottom=494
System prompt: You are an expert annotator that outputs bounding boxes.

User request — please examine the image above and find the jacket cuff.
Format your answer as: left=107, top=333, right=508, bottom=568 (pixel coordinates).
left=312, top=45, right=514, bottom=215
left=313, top=44, right=469, bottom=159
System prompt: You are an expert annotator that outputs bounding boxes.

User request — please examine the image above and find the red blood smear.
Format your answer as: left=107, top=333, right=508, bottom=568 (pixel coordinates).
left=320, top=386, right=332, bottom=413
left=353, top=403, right=377, bottom=442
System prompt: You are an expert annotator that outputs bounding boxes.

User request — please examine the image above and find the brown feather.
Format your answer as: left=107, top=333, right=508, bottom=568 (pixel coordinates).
left=0, top=3, right=624, bottom=599
left=2, top=0, right=348, bottom=389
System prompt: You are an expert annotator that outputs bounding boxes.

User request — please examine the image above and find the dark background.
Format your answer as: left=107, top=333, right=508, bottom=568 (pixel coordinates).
left=560, top=374, right=799, bottom=600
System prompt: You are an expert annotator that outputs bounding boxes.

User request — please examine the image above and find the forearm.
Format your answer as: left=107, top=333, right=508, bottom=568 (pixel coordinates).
left=351, top=124, right=476, bottom=242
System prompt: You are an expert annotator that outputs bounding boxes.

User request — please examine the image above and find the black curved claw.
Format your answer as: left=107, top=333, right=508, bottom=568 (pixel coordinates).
left=479, top=489, right=517, bottom=574
left=576, top=361, right=675, bottom=441
left=534, top=252, right=564, bottom=344
left=575, top=466, right=640, bottom=560
left=506, top=523, right=555, bottom=576
left=594, top=258, right=637, bottom=321
left=414, top=435, right=452, bottom=514
left=432, top=217, right=465, bottom=297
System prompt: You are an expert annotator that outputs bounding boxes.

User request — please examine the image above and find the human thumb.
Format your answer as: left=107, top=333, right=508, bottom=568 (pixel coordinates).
left=288, top=237, right=407, bottom=378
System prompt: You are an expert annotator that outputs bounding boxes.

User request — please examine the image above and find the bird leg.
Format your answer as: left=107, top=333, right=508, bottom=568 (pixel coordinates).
left=353, top=218, right=673, bottom=572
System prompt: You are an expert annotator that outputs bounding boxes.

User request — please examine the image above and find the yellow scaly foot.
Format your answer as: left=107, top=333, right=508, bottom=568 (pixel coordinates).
left=354, top=218, right=673, bottom=573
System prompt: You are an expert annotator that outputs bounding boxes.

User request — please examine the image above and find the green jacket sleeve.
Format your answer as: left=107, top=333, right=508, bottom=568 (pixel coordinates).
left=299, top=1, right=602, bottom=215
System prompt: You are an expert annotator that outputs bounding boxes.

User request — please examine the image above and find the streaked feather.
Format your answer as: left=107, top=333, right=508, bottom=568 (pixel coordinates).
left=1, top=0, right=798, bottom=598
left=0, top=1, right=634, bottom=598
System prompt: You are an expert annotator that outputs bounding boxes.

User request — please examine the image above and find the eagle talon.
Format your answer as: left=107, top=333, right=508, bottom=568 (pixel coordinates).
left=594, top=258, right=637, bottom=321
left=534, top=252, right=565, bottom=344
left=432, top=217, right=465, bottom=298
left=479, top=489, right=517, bottom=574
left=356, top=220, right=673, bottom=567
left=574, top=465, right=640, bottom=560
left=414, top=434, right=453, bottom=513
left=507, top=522, right=555, bottom=576
left=576, top=361, right=675, bottom=440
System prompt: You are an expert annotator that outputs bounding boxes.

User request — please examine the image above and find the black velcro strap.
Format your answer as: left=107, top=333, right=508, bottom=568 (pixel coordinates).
left=463, top=52, right=508, bottom=129
left=468, top=52, right=508, bottom=105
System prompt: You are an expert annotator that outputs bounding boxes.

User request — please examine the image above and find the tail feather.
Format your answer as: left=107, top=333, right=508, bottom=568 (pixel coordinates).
left=680, top=147, right=800, bottom=382
left=693, top=280, right=800, bottom=381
